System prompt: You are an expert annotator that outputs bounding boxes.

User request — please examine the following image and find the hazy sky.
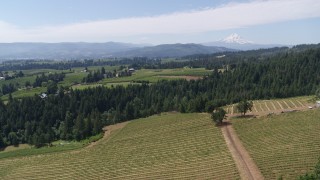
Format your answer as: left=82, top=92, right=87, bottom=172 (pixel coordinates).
left=0, top=0, right=319, bottom=45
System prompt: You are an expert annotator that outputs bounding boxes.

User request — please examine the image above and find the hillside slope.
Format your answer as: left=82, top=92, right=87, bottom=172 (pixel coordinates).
left=233, top=109, right=320, bottom=179
left=0, top=42, right=141, bottom=59
left=114, top=43, right=233, bottom=57
left=0, top=113, right=239, bottom=179
left=0, top=42, right=232, bottom=60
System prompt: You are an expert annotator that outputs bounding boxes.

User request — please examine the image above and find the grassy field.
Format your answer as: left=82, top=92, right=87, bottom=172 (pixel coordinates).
left=0, top=142, right=83, bottom=160
left=232, top=109, right=320, bottom=179
left=0, top=76, right=36, bottom=87
left=0, top=134, right=102, bottom=160
left=0, top=113, right=239, bottom=179
left=224, top=96, right=313, bottom=115
left=101, top=68, right=210, bottom=84
left=22, top=69, right=71, bottom=76
left=70, top=68, right=210, bottom=89
left=0, top=87, right=46, bottom=101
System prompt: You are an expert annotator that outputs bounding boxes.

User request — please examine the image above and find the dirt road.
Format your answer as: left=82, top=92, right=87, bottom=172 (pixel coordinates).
left=221, top=120, right=264, bottom=180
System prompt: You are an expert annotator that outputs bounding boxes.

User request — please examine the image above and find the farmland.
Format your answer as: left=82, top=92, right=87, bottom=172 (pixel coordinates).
left=232, top=109, right=320, bottom=179
left=0, top=67, right=211, bottom=100
left=224, top=96, right=313, bottom=116
left=0, top=113, right=240, bottom=179
left=100, top=68, right=209, bottom=84
left=0, top=44, right=319, bottom=179
left=0, top=96, right=319, bottom=179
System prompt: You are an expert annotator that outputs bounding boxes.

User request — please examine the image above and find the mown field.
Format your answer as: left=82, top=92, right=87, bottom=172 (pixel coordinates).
left=232, top=109, right=320, bottom=179
left=70, top=68, right=210, bottom=89
left=0, top=113, right=239, bottom=179
left=100, top=68, right=210, bottom=84
left=224, top=96, right=313, bottom=115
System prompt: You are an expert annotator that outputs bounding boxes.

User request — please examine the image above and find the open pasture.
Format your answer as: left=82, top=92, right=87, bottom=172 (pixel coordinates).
left=0, top=87, right=46, bottom=101
left=101, top=68, right=210, bottom=84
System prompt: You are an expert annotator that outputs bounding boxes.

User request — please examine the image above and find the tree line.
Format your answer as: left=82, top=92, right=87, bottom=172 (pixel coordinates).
left=0, top=72, right=65, bottom=96
left=82, top=67, right=132, bottom=83
left=33, top=72, right=65, bottom=87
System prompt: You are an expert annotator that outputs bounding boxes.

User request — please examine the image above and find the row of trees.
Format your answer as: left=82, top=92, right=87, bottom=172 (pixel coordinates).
left=33, top=72, right=66, bottom=87
left=0, top=58, right=158, bottom=71
left=82, top=67, right=132, bottom=83
left=211, top=100, right=253, bottom=125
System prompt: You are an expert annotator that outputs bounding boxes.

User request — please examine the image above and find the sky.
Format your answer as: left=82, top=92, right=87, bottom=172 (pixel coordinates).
left=0, top=0, right=319, bottom=45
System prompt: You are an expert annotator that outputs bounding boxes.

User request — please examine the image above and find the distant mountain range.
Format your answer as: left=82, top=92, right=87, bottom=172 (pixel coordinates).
left=113, top=43, right=232, bottom=58
left=0, top=42, right=141, bottom=60
left=0, top=42, right=234, bottom=60
left=0, top=34, right=287, bottom=60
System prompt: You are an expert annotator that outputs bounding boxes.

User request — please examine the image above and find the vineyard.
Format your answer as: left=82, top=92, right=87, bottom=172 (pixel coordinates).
left=0, top=113, right=239, bottom=179
left=224, top=96, right=312, bottom=115
left=232, top=109, right=320, bottom=179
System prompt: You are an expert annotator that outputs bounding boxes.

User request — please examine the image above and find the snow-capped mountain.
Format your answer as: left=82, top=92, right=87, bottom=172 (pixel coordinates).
left=221, top=33, right=253, bottom=44
left=203, top=33, right=286, bottom=50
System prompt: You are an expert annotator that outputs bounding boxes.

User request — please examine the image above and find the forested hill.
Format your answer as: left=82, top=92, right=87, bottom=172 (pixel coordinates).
left=113, top=43, right=233, bottom=58
left=0, top=46, right=320, bottom=148
left=0, top=42, right=233, bottom=60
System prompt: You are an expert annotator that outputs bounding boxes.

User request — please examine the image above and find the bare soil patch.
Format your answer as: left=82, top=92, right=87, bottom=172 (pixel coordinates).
left=158, top=75, right=202, bottom=81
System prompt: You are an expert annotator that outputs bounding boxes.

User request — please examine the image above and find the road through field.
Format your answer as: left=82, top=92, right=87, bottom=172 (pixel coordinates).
left=221, top=120, right=264, bottom=180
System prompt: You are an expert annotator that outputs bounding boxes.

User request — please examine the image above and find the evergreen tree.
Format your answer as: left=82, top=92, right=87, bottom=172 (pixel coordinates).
left=91, top=110, right=102, bottom=135
left=47, top=81, right=58, bottom=94
left=62, top=111, right=74, bottom=140
left=73, top=114, right=85, bottom=140
left=0, top=134, right=6, bottom=148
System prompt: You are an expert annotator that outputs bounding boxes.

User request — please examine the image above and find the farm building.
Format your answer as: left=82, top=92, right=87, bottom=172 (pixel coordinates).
left=128, top=68, right=135, bottom=73
left=316, top=101, right=320, bottom=108
left=39, top=93, right=48, bottom=99
left=0, top=77, right=5, bottom=80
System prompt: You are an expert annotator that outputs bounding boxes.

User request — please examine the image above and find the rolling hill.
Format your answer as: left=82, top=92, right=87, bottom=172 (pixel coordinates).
left=0, top=42, right=233, bottom=60
left=0, top=113, right=240, bottom=179
left=0, top=42, right=142, bottom=60
left=113, top=43, right=233, bottom=58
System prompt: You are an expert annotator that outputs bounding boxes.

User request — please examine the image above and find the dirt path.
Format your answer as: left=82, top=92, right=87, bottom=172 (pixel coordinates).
left=221, top=120, right=264, bottom=180
left=157, top=75, right=202, bottom=81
